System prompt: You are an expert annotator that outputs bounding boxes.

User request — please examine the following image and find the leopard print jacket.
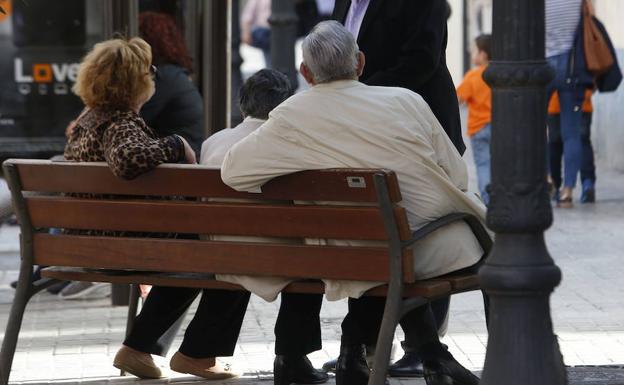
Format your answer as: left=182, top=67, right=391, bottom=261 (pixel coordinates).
left=63, top=108, right=184, bottom=238
left=64, top=108, right=183, bottom=179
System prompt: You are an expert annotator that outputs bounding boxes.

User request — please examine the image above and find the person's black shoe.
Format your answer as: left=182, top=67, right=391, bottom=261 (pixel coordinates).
left=273, top=355, right=328, bottom=385
left=387, top=351, right=424, bottom=377
left=323, top=343, right=377, bottom=373
left=423, top=355, right=479, bottom=385
left=46, top=280, right=70, bottom=294
left=335, top=339, right=370, bottom=385
left=580, top=186, right=595, bottom=203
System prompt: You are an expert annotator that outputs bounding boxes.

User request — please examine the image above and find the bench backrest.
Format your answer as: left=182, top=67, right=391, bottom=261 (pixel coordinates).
left=3, top=159, right=415, bottom=283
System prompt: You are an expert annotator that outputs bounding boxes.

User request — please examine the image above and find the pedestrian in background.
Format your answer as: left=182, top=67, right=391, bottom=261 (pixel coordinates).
left=241, top=0, right=272, bottom=67
left=545, top=0, right=585, bottom=207
left=457, top=34, right=492, bottom=205
left=139, top=11, right=205, bottom=157
left=548, top=89, right=596, bottom=204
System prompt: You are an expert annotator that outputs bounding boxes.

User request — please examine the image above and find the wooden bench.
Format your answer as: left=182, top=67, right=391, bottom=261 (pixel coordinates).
left=0, top=159, right=492, bottom=385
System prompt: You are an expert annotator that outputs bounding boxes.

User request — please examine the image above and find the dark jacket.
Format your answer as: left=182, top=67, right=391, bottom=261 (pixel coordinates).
left=332, top=0, right=465, bottom=155
left=141, top=64, right=205, bottom=155
left=571, top=16, right=622, bottom=93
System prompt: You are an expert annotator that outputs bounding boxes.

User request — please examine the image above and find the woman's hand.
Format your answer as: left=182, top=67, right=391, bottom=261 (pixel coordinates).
left=65, top=120, right=77, bottom=138
left=176, top=135, right=197, bottom=164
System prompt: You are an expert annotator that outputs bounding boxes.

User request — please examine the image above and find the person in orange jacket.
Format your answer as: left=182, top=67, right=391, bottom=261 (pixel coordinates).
left=457, top=34, right=492, bottom=205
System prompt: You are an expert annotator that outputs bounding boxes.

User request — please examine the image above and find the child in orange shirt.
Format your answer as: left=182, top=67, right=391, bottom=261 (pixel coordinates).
left=457, top=34, right=492, bottom=204
left=548, top=90, right=596, bottom=203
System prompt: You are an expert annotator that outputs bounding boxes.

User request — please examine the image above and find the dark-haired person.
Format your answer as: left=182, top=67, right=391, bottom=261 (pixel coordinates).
left=201, top=69, right=329, bottom=385
left=139, top=11, right=205, bottom=155
left=201, top=69, right=293, bottom=164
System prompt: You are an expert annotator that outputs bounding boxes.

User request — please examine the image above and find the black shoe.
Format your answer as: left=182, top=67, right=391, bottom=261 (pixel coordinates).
left=46, top=280, right=70, bottom=294
left=335, top=340, right=370, bottom=385
left=580, top=186, right=595, bottom=203
left=423, top=355, right=479, bottom=385
left=388, top=351, right=424, bottom=377
left=274, top=355, right=328, bottom=385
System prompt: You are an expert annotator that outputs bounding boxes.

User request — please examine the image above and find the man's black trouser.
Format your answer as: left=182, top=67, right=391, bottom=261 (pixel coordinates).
left=124, top=286, right=323, bottom=358
left=342, top=262, right=487, bottom=354
left=341, top=297, right=440, bottom=357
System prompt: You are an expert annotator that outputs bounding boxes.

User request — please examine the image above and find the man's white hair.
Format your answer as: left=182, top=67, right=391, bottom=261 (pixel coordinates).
left=302, top=20, right=359, bottom=84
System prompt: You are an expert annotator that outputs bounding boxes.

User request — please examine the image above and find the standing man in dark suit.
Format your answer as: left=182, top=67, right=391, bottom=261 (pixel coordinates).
left=328, top=0, right=464, bottom=378
left=332, top=0, right=465, bottom=154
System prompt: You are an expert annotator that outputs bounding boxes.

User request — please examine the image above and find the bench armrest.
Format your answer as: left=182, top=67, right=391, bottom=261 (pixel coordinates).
left=403, top=213, right=493, bottom=255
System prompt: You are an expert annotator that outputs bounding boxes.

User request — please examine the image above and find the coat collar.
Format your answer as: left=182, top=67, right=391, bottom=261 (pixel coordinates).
left=312, top=79, right=363, bottom=90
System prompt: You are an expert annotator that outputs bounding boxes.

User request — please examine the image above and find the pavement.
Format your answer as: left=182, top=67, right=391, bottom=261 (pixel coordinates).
left=1, top=102, right=624, bottom=384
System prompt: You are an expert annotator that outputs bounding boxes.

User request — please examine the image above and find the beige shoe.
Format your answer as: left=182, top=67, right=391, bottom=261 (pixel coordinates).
left=170, top=351, right=238, bottom=380
left=557, top=187, right=574, bottom=208
left=113, top=345, right=163, bottom=379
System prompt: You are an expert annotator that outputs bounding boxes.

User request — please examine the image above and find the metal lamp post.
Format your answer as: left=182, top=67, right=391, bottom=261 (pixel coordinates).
left=270, top=0, right=299, bottom=88
left=479, top=1, right=567, bottom=384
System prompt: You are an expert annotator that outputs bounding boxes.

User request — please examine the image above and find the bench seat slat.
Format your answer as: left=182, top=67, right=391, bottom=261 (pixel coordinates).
left=433, top=274, right=480, bottom=292
left=40, top=267, right=450, bottom=298
left=13, top=160, right=402, bottom=203
left=33, top=233, right=416, bottom=282
left=26, top=196, right=412, bottom=241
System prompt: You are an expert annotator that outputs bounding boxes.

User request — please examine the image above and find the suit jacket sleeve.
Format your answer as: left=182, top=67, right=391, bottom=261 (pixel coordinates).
left=364, top=0, right=447, bottom=90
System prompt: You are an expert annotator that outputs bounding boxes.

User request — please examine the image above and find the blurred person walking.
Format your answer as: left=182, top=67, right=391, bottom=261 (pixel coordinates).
left=548, top=90, right=596, bottom=203
left=241, top=0, right=272, bottom=67
left=457, top=35, right=492, bottom=205
left=546, top=0, right=621, bottom=206
left=545, top=0, right=587, bottom=207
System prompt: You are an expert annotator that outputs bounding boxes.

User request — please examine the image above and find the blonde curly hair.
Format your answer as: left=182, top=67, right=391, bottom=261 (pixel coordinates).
left=73, top=37, right=154, bottom=110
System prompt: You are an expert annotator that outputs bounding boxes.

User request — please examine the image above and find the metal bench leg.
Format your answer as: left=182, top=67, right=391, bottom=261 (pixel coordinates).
left=0, top=269, right=36, bottom=385
left=368, top=295, right=405, bottom=385
left=119, top=284, right=141, bottom=376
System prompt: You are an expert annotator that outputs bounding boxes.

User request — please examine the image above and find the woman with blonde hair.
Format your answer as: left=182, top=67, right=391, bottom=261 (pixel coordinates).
left=65, top=37, right=244, bottom=380
left=66, top=36, right=196, bottom=174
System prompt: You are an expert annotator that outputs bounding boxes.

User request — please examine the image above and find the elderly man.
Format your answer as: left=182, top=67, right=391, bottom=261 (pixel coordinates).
left=201, top=68, right=328, bottom=385
left=332, top=1, right=461, bottom=373
left=221, top=21, right=483, bottom=385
